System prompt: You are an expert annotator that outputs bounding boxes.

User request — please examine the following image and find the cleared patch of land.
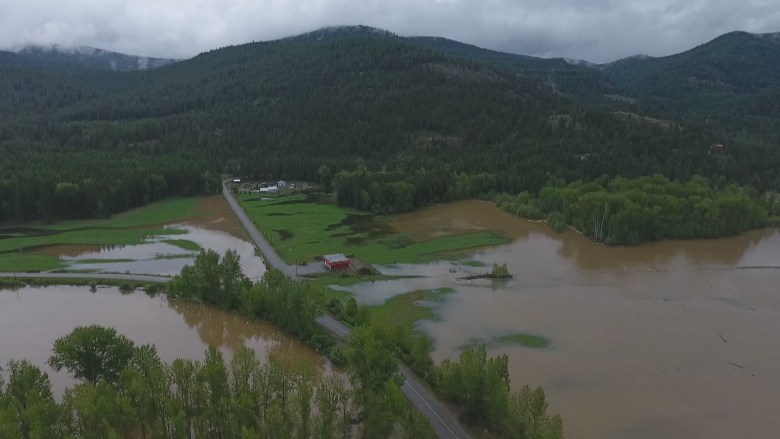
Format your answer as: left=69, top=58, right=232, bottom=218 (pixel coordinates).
left=237, top=194, right=509, bottom=265
left=44, top=197, right=209, bottom=230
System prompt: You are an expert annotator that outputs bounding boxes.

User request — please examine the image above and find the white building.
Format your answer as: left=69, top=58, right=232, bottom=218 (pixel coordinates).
left=277, top=180, right=287, bottom=189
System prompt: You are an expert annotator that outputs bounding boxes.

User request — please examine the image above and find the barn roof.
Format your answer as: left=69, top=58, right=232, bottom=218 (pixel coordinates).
left=323, top=254, right=349, bottom=263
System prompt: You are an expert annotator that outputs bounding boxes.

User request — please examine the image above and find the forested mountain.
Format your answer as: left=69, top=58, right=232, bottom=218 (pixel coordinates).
left=1, top=26, right=779, bottom=223
left=603, top=32, right=780, bottom=95
left=7, top=44, right=179, bottom=71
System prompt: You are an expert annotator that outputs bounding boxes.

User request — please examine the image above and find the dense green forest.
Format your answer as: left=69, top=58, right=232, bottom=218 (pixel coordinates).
left=495, top=175, right=780, bottom=245
left=2, top=27, right=779, bottom=224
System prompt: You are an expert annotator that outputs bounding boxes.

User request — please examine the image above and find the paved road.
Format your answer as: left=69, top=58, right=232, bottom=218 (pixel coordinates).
left=223, top=183, right=471, bottom=439
left=0, top=272, right=171, bottom=283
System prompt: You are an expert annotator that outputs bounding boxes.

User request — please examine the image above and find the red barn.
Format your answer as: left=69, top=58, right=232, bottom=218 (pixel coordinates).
left=323, top=254, right=350, bottom=271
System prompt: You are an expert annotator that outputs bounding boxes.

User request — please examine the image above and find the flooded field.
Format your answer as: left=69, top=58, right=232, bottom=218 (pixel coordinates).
left=344, top=200, right=780, bottom=439
left=25, top=197, right=267, bottom=279
left=0, top=285, right=334, bottom=398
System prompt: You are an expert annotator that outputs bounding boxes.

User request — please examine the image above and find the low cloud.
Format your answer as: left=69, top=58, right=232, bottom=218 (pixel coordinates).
left=1, top=0, right=778, bottom=63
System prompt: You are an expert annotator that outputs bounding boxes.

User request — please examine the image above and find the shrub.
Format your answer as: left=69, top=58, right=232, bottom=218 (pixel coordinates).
left=547, top=212, right=567, bottom=233
left=491, top=263, right=511, bottom=278
left=515, top=204, right=544, bottom=220
left=328, top=345, right=348, bottom=367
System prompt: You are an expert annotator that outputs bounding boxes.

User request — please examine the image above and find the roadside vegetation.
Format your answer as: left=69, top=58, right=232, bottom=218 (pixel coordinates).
left=496, top=174, right=780, bottom=246
left=238, top=193, right=508, bottom=265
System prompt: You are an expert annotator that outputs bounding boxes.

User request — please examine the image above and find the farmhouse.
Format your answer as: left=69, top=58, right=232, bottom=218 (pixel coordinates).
left=322, top=254, right=350, bottom=271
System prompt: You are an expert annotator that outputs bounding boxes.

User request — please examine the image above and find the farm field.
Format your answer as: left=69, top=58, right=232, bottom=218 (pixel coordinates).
left=0, top=197, right=240, bottom=273
left=236, top=193, right=509, bottom=266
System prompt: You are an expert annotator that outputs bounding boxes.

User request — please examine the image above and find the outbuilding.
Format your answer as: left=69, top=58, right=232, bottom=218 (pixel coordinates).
left=323, top=254, right=350, bottom=271
left=278, top=180, right=287, bottom=189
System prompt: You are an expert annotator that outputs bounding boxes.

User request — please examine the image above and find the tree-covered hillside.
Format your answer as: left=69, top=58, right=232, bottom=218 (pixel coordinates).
left=1, top=27, right=779, bottom=222
left=7, top=45, right=179, bottom=72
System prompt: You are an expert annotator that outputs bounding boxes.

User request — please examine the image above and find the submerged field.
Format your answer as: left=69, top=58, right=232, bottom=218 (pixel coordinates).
left=237, top=193, right=509, bottom=265
left=0, top=196, right=258, bottom=274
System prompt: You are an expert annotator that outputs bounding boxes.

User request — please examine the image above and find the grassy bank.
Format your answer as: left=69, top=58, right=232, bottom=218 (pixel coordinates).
left=237, top=193, right=509, bottom=265
left=303, top=272, right=413, bottom=301
left=0, top=253, right=66, bottom=271
left=368, top=288, right=455, bottom=328
left=0, top=277, right=159, bottom=291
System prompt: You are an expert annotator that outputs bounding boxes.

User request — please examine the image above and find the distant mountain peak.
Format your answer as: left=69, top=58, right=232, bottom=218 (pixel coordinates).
left=8, top=44, right=178, bottom=71
left=291, top=25, right=397, bottom=42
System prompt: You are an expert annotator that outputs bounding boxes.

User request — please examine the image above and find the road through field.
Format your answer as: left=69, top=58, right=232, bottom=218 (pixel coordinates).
left=222, top=184, right=471, bottom=439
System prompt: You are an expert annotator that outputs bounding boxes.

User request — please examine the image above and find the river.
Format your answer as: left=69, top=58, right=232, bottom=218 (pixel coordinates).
left=0, top=285, right=335, bottom=398
left=344, top=200, right=780, bottom=439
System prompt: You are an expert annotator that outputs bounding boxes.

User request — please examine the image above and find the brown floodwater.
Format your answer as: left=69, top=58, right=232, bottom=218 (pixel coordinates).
left=0, top=286, right=335, bottom=398
left=344, top=200, right=780, bottom=439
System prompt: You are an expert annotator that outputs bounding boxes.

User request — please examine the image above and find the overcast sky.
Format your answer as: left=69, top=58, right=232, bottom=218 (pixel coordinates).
left=1, top=0, right=778, bottom=63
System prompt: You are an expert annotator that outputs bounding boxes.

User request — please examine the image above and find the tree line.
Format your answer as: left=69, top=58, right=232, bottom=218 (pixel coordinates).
left=496, top=174, right=780, bottom=245
left=1, top=326, right=357, bottom=439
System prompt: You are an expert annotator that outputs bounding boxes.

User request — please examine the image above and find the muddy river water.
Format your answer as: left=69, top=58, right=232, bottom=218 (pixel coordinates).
left=0, top=286, right=334, bottom=398
left=349, top=200, right=780, bottom=439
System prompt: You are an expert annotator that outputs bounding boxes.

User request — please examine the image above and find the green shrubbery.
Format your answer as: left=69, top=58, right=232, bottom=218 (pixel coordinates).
left=491, top=263, right=511, bottom=278
left=497, top=175, right=778, bottom=245
left=547, top=212, right=567, bottom=232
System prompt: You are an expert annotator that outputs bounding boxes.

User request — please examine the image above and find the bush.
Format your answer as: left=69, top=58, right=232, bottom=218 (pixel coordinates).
left=309, top=331, right=335, bottom=353
left=515, top=203, right=544, bottom=220
left=118, top=282, right=133, bottom=292
left=328, top=345, right=348, bottom=367
left=491, top=263, right=511, bottom=278
left=143, top=284, right=159, bottom=295
left=546, top=212, right=567, bottom=233
left=327, top=298, right=344, bottom=317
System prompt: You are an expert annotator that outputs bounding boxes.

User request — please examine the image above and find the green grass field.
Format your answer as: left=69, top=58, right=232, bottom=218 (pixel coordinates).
left=44, top=197, right=208, bottom=230
left=367, top=288, right=456, bottom=328
left=0, top=197, right=210, bottom=272
left=0, top=253, right=66, bottom=271
left=303, top=272, right=412, bottom=301
left=238, top=194, right=509, bottom=265
left=163, top=239, right=204, bottom=251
